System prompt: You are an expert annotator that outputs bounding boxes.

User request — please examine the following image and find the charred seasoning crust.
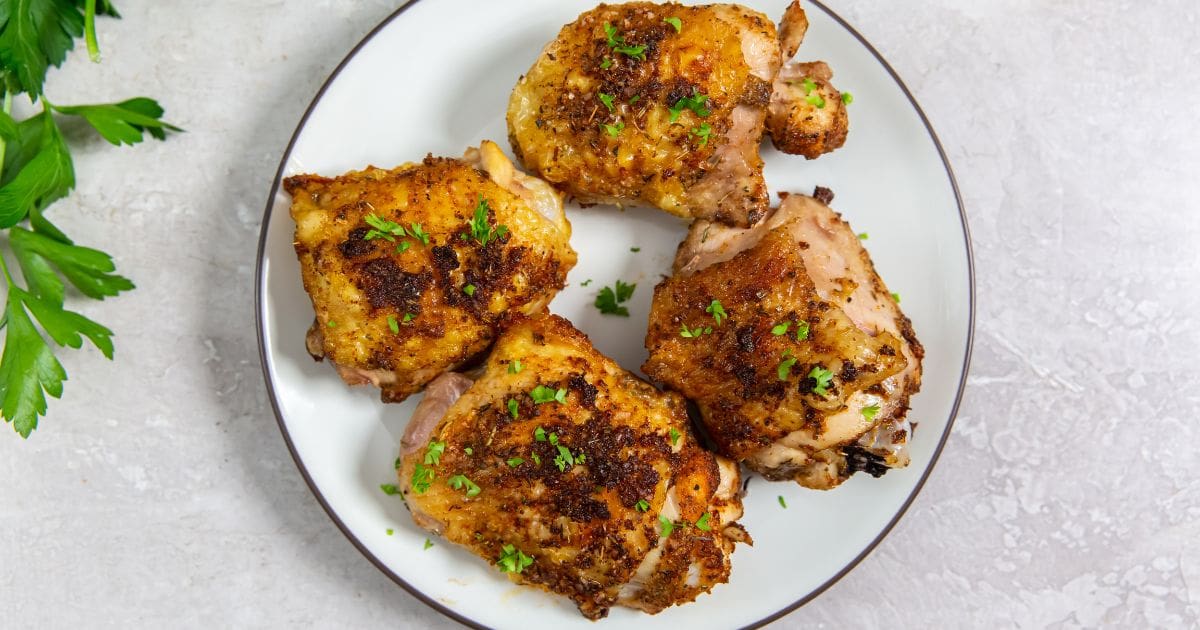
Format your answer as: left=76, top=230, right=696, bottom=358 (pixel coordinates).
left=284, top=158, right=572, bottom=403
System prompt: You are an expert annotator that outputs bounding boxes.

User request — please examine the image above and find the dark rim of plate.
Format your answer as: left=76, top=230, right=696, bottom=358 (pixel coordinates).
left=253, top=1, right=976, bottom=628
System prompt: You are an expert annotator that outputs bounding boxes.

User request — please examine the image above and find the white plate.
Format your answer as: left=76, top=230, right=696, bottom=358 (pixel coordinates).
left=255, top=1, right=974, bottom=627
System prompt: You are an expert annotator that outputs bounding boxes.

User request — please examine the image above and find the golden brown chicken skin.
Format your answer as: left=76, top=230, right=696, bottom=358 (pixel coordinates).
left=286, top=141, right=576, bottom=403
left=508, top=2, right=784, bottom=227
left=644, top=193, right=921, bottom=489
left=397, top=315, right=747, bottom=619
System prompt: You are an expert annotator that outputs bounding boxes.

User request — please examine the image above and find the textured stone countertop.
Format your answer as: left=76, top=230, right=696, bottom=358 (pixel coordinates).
left=2, top=1, right=1197, bottom=628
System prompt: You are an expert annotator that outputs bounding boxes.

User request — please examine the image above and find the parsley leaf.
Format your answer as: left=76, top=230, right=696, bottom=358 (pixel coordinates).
left=506, top=457, right=524, bottom=467
left=679, top=323, right=711, bottom=338
left=669, top=428, right=681, bottom=445
left=463, top=284, right=476, bottom=296
left=778, top=495, right=787, bottom=509
left=408, top=223, right=429, bottom=246
left=595, top=280, right=635, bottom=316
left=530, top=385, right=567, bottom=404
left=411, top=463, right=434, bottom=493
left=635, top=499, right=650, bottom=512
left=424, top=440, right=446, bottom=466
left=386, top=315, right=399, bottom=333
left=379, top=483, right=401, bottom=496
left=423, top=538, right=434, bottom=550
left=705, top=299, right=726, bottom=325
left=777, top=352, right=798, bottom=381
left=507, top=398, right=519, bottom=419
left=842, top=92, right=854, bottom=105
left=668, top=92, right=710, bottom=123
left=806, top=93, right=826, bottom=109
left=534, top=426, right=547, bottom=442
left=0, top=0, right=117, bottom=96
left=54, top=98, right=180, bottom=146
left=448, top=474, right=481, bottom=497
left=508, top=360, right=522, bottom=374
left=807, top=366, right=835, bottom=397
left=862, top=404, right=881, bottom=422
left=692, top=122, right=712, bottom=146
left=658, top=515, right=674, bottom=537
left=771, top=321, right=790, bottom=336
left=796, top=322, right=810, bottom=341
left=363, top=214, right=405, bottom=242
left=663, top=17, right=682, bottom=32
left=603, top=22, right=646, bottom=60
left=695, top=512, right=711, bottom=531
left=600, top=121, right=624, bottom=137
left=496, top=544, right=534, bottom=573
left=466, top=195, right=507, bottom=247
left=9, top=223, right=133, bottom=300
left=0, top=109, right=73, bottom=228
left=598, top=92, right=615, bottom=112
left=891, top=292, right=901, bottom=303
left=857, top=232, right=868, bottom=240
left=600, top=56, right=612, bottom=69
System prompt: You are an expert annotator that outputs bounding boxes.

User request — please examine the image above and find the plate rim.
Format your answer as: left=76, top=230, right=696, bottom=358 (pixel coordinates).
left=252, top=1, right=976, bottom=627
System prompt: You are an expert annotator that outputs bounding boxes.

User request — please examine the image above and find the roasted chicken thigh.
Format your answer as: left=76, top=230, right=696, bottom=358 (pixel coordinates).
left=644, top=191, right=922, bottom=489
left=286, top=141, right=576, bottom=403
left=398, top=315, right=747, bottom=619
left=508, top=1, right=848, bottom=226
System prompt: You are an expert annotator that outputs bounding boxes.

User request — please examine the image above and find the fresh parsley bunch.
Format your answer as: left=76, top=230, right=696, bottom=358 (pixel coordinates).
left=0, top=1, right=178, bottom=438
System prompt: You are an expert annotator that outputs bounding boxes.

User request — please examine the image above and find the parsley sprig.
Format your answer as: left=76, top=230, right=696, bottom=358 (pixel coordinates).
left=0, top=3, right=179, bottom=437
left=595, top=280, right=635, bottom=316
left=668, top=91, right=711, bottom=123
left=465, top=195, right=508, bottom=247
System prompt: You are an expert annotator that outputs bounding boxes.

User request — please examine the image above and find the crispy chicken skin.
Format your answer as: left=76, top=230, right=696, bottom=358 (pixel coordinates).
left=285, top=141, right=576, bottom=403
left=645, top=192, right=922, bottom=489
left=507, top=2, right=782, bottom=227
left=398, top=315, right=747, bottom=619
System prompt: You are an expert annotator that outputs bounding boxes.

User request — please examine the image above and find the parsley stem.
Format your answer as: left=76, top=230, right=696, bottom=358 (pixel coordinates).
left=0, top=91, right=10, bottom=183
left=85, top=0, right=101, bottom=63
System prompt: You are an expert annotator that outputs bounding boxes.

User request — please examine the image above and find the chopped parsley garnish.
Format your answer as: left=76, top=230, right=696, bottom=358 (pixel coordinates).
left=463, top=284, right=476, bottom=296
left=425, top=441, right=446, bottom=466
left=448, top=474, right=481, bottom=497
left=777, top=351, right=798, bottom=381
left=497, top=544, right=534, bottom=573
left=386, top=528, right=394, bottom=536
left=695, top=512, right=711, bottom=531
left=595, top=280, right=636, bottom=316
left=663, top=16, right=682, bottom=32
left=635, top=499, right=650, bottom=512
left=600, top=56, right=612, bottom=69
left=409, top=223, right=430, bottom=246
left=364, top=214, right=406, bottom=242
left=842, top=92, right=854, bottom=105
left=857, top=232, right=869, bottom=240
left=507, top=457, right=525, bottom=467
left=862, top=404, right=881, bottom=422
left=658, top=515, right=675, bottom=538
left=387, top=315, right=399, bottom=334
left=801, top=77, right=818, bottom=95
left=600, top=121, right=625, bottom=137
left=629, top=95, right=641, bottom=105
left=778, top=495, right=787, bottom=509
left=379, top=483, right=401, bottom=496
left=530, top=385, right=567, bottom=404
left=679, top=323, right=712, bottom=338
left=394, top=457, right=401, bottom=470
left=806, top=93, right=826, bottom=109
left=403, top=312, right=416, bottom=323
left=327, top=320, right=337, bottom=328
left=464, top=447, right=473, bottom=455
left=771, top=321, right=790, bottom=336
left=411, top=463, right=434, bottom=493
left=424, top=538, right=434, bottom=550
left=692, top=122, right=712, bottom=146
left=396, top=241, right=411, bottom=253
left=891, top=292, right=901, bottom=303
left=530, top=452, right=541, bottom=466
left=598, top=92, right=616, bottom=111
left=808, top=366, right=835, bottom=397
left=466, top=195, right=508, bottom=247
left=534, top=426, right=547, bottom=442
left=669, top=92, right=711, bottom=122
left=508, top=360, right=523, bottom=374
left=630, top=246, right=640, bottom=252
left=507, top=398, right=519, bottom=419
left=706, top=299, right=726, bottom=325
left=796, top=322, right=810, bottom=341
left=580, top=278, right=593, bottom=287
left=669, top=428, right=681, bottom=445
left=553, top=444, right=576, bottom=471
left=548, top=432, right=559, bottom=445
left=603, top=22, right=646, bottom=60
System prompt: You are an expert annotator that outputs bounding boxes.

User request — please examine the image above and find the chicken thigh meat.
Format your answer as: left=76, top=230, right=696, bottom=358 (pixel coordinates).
left=286, top=141, right=577, bottom=403
left=645, top=192, right=922, bottom=489
left=398, top=315, right=747, bottom=619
